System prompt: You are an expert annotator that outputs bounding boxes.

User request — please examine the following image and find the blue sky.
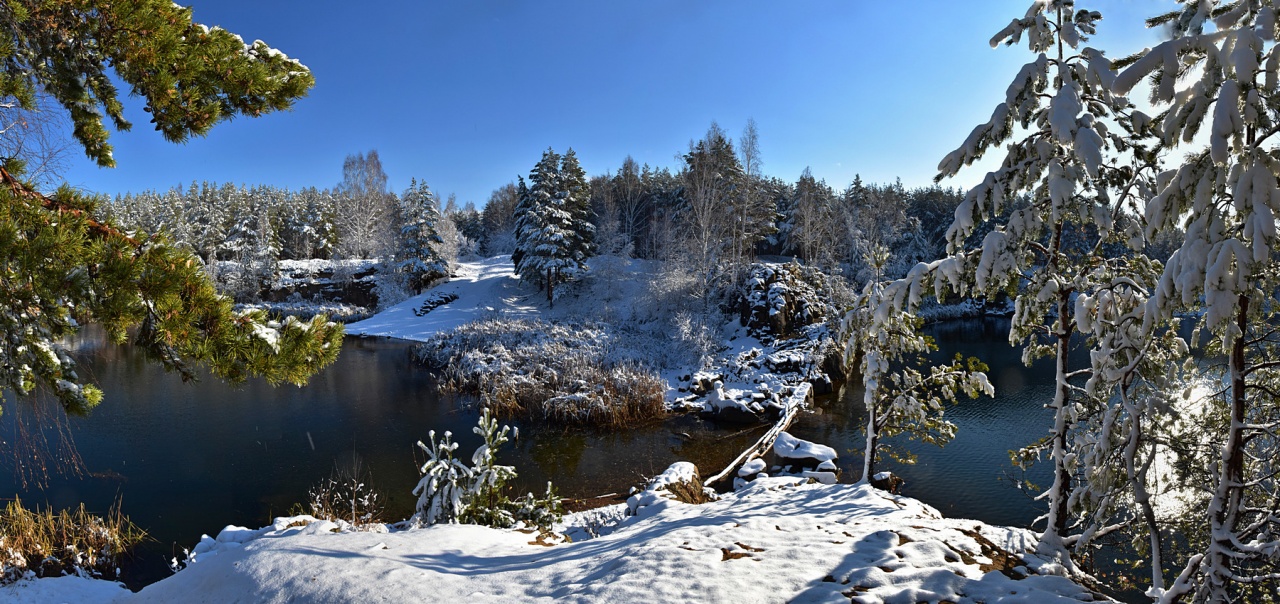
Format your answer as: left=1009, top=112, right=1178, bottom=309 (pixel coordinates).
left=61, top=0, right=1168, bottom=206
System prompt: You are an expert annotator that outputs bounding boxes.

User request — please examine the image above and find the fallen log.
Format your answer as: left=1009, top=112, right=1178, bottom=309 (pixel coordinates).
left=704, top=382, right=811, bottom=487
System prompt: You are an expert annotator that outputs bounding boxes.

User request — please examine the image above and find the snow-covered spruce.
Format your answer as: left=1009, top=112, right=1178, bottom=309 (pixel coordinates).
left=393, top=178, right=449, bottom=293
left=512, top=148, right=595, bottom=306
left=411, top=408, right=562, bottom=531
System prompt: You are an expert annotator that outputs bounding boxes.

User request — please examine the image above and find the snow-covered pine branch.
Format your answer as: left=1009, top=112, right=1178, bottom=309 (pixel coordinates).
left=1117, top=1, right=1280, bottom=601
left=887, top=1, right=1168, bottom=576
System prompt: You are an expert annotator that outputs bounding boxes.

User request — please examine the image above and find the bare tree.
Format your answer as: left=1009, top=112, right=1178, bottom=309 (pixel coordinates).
left=734, top=118, right=764, bottom=271
left=334, top=149, right=394, bottom=259
left=0, top=94, right=74, bottom=189
left=679, top=122, right=741, bottom=292
left=614, top=156, right=646, bottom=253
left=480, top=183, right=520, bottom=255
left=590, top=173, right=628, bottom=255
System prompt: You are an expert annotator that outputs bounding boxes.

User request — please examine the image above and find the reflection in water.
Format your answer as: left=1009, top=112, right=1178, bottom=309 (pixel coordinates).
left=1, top=317, right=1059, bottom=589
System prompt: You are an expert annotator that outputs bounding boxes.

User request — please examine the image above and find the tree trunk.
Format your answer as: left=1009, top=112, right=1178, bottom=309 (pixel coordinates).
left=1039, top=292, right=1075, bottom=561
left=862, top=409, right=880, bottom=484
left=546, top=268, right=554, bottom=308
left=1203, top=295, right=1249, bottom=601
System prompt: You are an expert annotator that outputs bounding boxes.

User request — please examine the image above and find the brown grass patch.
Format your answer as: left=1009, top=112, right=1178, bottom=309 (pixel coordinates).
left=0, top=497, right=146, bottom=583
left=416, top=318, right=667, bottom=429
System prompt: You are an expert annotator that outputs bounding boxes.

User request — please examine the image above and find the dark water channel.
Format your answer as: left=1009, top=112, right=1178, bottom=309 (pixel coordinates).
left=1, top=317, right=1057, bottom=589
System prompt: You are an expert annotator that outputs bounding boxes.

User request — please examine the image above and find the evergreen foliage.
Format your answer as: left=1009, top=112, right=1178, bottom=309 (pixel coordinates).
left=0, top=169, right=343, bottom=416
left=394, top=178, right=447, bottom=292
left=512, top=148, right=595, bottom=303
left=0, top=0, right=341, bottom=417
left=109, top=182, right=340, bottom=264
left=480, top=183, right=521, bottom=256
left=1110, top=1, right=1280, bottom=599
left=867, top=0, right=1161, bottom=567
left=0, top=0, right=314, bottom=168
left=412, top=408, right=563, bottom=532
left=679, top=122, right=748, bottom=290
left=842, top=249, right=992, bottom=482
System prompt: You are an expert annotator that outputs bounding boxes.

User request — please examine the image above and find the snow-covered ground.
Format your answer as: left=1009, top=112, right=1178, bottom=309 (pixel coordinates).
left=346, top=255, right=541, bottom=341
left=5, top=479, right=1109, bottom=603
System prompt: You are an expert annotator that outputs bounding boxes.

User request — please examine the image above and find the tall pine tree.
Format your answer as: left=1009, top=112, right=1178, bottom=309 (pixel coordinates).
left=869, top=0, right=1163, bottom=570
left=1112, top=2, right=1280, bottom=599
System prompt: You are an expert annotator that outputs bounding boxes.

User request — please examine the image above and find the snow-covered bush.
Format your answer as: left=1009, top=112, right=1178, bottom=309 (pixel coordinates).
left=370, top=267, right=415, bottom=311
left=415, top=318, right=666, bottom=428
left=411, top=408, right=563, bottom=532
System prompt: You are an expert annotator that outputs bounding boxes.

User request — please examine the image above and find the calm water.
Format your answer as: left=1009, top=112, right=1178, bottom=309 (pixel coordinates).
left=1, top=317, right=1058, bottom=589
left=793, top=317, right=1058, bottom=527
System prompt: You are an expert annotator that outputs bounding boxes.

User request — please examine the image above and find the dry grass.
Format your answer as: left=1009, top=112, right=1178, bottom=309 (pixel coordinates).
left=0, top=497, right=146, bottom=583
left=417, top=317, right=667, bottom=429
left=306, top=476, right=385, bottom=528
left=303, top=454, right=385, bottom=529
left=476, top=360, right=667, bottom=429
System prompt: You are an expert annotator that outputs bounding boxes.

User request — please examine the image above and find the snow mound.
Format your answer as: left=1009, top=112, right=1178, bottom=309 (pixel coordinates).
left=97, top=482, right=1107, bottom=603
left=774, top=430, right=838, bottom=463
left=347, top=256, right=538, bottom=341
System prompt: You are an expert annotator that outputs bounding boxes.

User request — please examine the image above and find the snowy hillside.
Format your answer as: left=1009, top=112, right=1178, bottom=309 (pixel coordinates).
left=6, top=479, right=1110, bottom=603
left=346, top=255, right=542, bottom=340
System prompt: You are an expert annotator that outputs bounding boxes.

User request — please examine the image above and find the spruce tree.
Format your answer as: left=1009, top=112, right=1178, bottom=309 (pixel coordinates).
left=559, top=148, right=596, bottom=272
left=395, top=178, right=447, bottom=292
left=512, top=148, right=594, bottom=305
left=511, top=176, right=532, bottom=269
left=0, top=0, right=342, bottom=417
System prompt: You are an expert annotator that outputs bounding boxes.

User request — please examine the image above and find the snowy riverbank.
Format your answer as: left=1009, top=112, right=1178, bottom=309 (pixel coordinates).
left=6, top=479, right=1110, bottom=603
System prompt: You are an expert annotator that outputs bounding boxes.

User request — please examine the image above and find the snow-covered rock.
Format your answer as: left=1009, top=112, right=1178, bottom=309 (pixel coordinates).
left=627, top=461, right=713, bottom=516
left=773, top=430, right=838, bottom=472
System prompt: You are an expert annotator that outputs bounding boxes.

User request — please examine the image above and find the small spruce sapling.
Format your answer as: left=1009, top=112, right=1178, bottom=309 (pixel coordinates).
left=459, top=409, right=519, bottom=528
left=412, top=408, right=563, bottom=531
left=411, top=428, right=473, bottom=526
